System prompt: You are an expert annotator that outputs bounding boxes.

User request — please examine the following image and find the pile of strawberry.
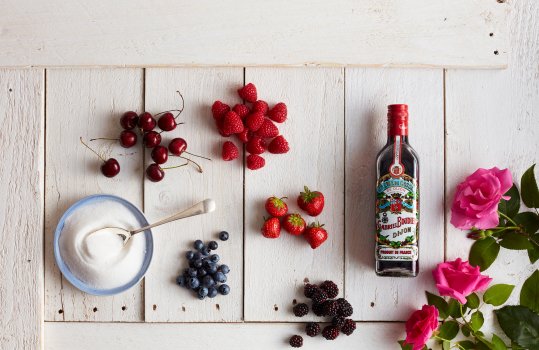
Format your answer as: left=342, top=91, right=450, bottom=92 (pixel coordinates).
left=261, top=186, right=328, bottom=249
left=211, top=83, right=290, bottom=170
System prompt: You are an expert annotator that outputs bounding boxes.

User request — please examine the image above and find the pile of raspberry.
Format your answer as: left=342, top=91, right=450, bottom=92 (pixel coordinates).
left=289, top=281, right=357, bottom=348
left=211, top=83, right=290, bottom=170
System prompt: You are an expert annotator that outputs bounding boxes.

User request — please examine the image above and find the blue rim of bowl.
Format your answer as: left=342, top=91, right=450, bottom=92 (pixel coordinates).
left=53, top=194, right=153, bottom=296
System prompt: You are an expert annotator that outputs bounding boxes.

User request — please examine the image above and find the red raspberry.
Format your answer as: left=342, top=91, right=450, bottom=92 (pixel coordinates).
left=236, top=128, right=252, bottom=143
left=247, top=154, right=265, bottom=170
left=216, top=119, right=232, bottom=137
left=222, top=141, right=239, bottom=161
left=232, top=104, right=250, bottom=119
left=245, top=111, right=265, bottom=132
left=222, top=111, right=245, bottom=135
left=268, top=102, right=287, bottom=123
left=268, top=135, right=289, bottom=154
left=246, top=135, right=266, bottom=155
left=252, top=100, right=269, bottom=114
left=256, top=118, right=279, bottom=138
left=211, top=101, right=230, bottom=121
left=237, top=83, right=257, bottom=103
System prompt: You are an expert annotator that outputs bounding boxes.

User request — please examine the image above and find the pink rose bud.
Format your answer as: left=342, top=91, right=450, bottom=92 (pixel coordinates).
left=432, top=258, right=492, bottom=304
left=450, top=167, right=512, bottom=230
left=404, top=305, right=439, bottom=350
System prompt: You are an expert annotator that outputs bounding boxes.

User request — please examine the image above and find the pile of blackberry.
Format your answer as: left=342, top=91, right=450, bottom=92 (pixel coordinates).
left=289, top=280, right=357, bottom=347
left=176, top=231, right=231, bottom=300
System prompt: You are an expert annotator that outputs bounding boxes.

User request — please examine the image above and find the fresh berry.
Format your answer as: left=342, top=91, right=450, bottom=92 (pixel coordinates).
left=212, top=101, right=230, bottom=120
left=192, top=259, right=203, bottom=269
left=293, top=303, right=309, bottom=317
left=216, top=118, right=232, bottom=137
left=322, top=300, right=339, bottom=317
left=119, top=130, right=137, bottom=148
left=194, top=240, right=204, bottom=250
left=289, top=335, right=303, bottom=348
left=282, top=213, right=306, bottom=236
left=268, top=135, right=290, bottom=154
left=332, top=316, right=346, bottom=328
left=208, top=287, right=218, bottom=298
left=101, top=158, right=120, bottom=177
left=187, top=268, right=198, bottom=277
left=218, top=264, right=230, bottom=274
left=185, top=251, right=195, bottom=260
left=157, top=112, right=177, bottom=131
left=320, top=280, right=339, bottom=299
left=304, top=284, right=319, bottom=298
left=201, top=275, right=215, bottom=287
left=206, top=264, right=218, bottom=274
left=341, top=319, right=356, bottom=336
left=297, top=186, right=325, bottom=216
left=237, top=83, right=257, bottom=103
left=247, top=154, right=265, bottom=170
left=304, top=223, right=328, bottom=249
left=312, top=302, right=325, bottom=317
left=143, top=131, right=162, bottom=148
left=252, top=100, right=268, bottom=114
left=197, top=287, right=209, bottom=299
left=337, top=299, right=354, bottom=318
left=218, top=284, right=230, bottom=295
left=322, top=326, right=340, bottom=340
left=192, top=252, right=202, bottom=260
left=265, top=196, right=288, bottom=217
left=138, top=112, right=156, bottom=132
left=151, top=145, right=168, bottom=164
left=305, top=322, right=321, bottom=337
left=261, top=217, right=281, bottom=238
left=245, top=111, right=265, bottom=132
left=222, top=141, right=239, bottom=161
left=187, top=277, right=200, bottom=289
left=213, top=271, right=226, bottom=283
left=176, top=275, right=186, bottom=287
left=197, top=268, right=207, bottom=277
left=209, top=254, right=220, bottom=264
left=219, top=231, right=229, bottom=241
left=268, top=102, right=287, bottom=123
left=232, top=104, right=250, bottom=119
left=236, top=128, right=252, bottom=143
left=201, top=246, right=211, bottom=256
left=246, top=135, right=266, bottom=155
left=222, top=111, right=244, bottom=135
left=311, top=289, right=328, bottom=305
left=208, top=241, right=218, bottom=250
left=168, top=138, right=187, bottom=155
left=255, top=118, right=279, bottom=138
left=120, top=111, right=139, bottom=130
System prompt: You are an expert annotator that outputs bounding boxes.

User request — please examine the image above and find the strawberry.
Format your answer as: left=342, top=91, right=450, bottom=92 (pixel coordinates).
left=238, top=83, right=257, bottom=103
left=265, top=196, right=288, bottom=217
left=233, top=104, right=250, bottom=119
left=211, top=101, right=230, bottom=121
left=304, top=222, right=328, bottom=249
left=222, top=141, right=239, bottom=161
left=246, top=135, right=266, bottom=155
left=252, top=100, right=269, bottom=114
left=283, top=213, right=306, bottom=236
left=268, top=102, right=287, bottom=123
left=247, top=154, right=265, bottom=170
left=268, top=135, right=289, bottom=154
left=222, top=111, right=245, bottom=135
left=261, top=217, right=281, bottom=239
left=297, top=186, right=325, bottom=216
left=256, top=118, right=279, bottom=138
left=245, top=111, right=265, bottom=131
left=236, top=128, right=252, bottom=143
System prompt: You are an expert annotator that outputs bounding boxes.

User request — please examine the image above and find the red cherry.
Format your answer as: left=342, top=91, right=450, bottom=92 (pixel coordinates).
left=146, top=163, right=164, bottom=182
left=168, top=138, right=187, bottom=156
left=138, top=112, right=156, bottom=132
left=143, top=131, right=162, bottom=148
left=120, top=111, right=138, bottom=130
left=101, top=158, right=120, bottom=177
left=157, top=112, right=177, bottom=131
left=151, top=145, right=168, bottom=164
left=119, top=130, right=137, bottom=148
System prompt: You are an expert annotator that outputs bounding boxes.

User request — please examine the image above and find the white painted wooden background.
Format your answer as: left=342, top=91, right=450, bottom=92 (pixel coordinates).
left=1, top=0, right=539, bottom=349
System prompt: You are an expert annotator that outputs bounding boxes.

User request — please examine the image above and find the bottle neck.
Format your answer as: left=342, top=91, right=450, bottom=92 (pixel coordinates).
left=387, top=116, right=409, bottom=144
left=387, top=134, right=409, bottom=144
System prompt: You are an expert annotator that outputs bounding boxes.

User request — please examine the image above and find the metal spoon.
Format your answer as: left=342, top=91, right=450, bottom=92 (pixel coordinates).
left=89, top=199, right=216, bottom=245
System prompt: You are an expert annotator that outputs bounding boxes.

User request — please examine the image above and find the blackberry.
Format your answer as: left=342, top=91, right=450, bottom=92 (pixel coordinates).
left=322, top=325, right=340, bottom=340
left=332, top=316, right=346, bottom=328
left=312, top=303, right=325, bottom=317
left=305, top=322, right=321, bottom=337
left=341, top=319, right=356, bottom=336
left=311, top=290, right=328, bottom=305
left=293, top=303, right=309, bottom=317
left=336, top=298, right=354, bottom=317
left=289, top=335, right=303, bottom=348
left=320, top=280, right=339, bottom=299
left=322, top=300, right=339, bottom=316
left=304, top=283, right=319, bottom=298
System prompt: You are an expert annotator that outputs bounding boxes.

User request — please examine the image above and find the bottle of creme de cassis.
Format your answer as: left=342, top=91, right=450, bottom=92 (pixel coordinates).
left=375, top=104, right=419, bottom=277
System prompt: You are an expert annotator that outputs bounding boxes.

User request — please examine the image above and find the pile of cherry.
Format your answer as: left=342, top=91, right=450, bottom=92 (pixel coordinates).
left=211, top=83, right=290, bottom=170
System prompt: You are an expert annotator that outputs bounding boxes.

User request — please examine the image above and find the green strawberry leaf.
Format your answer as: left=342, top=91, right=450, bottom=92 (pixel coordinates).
left=521, top=165, right=539, bottom=208
left=484, top=284, right=515, bottom=306
left=498, top=184, right=520, bottom=220
left=469, top=237, right=500, bottom=271
left=495, top=305, right=539, bottom=349
left=520, top=270, right=539, bottom=313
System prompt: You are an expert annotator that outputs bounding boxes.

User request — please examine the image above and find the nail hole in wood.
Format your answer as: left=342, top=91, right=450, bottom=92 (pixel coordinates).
left=489, top=33, right=494, bottom=37
left=292, top=299, right=297, bottom=305
left=152, top=304, right=157, bottom=311
left=370, top=302, right=375, bottom=307
left=182, top=306, right=186, bottom=312
left=27, top=260, right=31, bottom=262
left=274, top=304, right=279, bottom=311
left=121, top=306, right=127, bottom=311
left=58, top=309, right=63, bottom=314
left=494, top=50, right=499, bottom=55
left=216, top=304, right=220, bottom=310
left=92, top=307, right=98, bottom=312
left=497, top=0, right=506, bottom=3
left=303, top=277, right=310, bottom=283
left=8, top=88, right=12, bottom=92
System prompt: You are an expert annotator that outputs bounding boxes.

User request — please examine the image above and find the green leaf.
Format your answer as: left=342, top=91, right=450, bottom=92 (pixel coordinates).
left=491, top=334, right=508, bottom=350
left=448, top=298, right=465, bottom=318
left=498, top=184, right=520, bottom=219
left=469, top=237, right=500, bottom=271
left=438, top=320, right=459, bottom=341
left=521, top=164, right=539, bottom=208
left=521, top=270, right=539, bottom=313
left=484, top=284, right=515, bottom=306
left=514, top=212, right=539, bottom=235
left=470, top=310, right=485, bottom=331
left=398, top=340, right=413, bottom=350
left=499, top=231, right=534, bottom=250
left=457, top=340, right=476, bottom=350
left=426, top=291, right=449, bottom=319
left=442, top=340, right=451, bottom=350
left=495, top=305, right=539, bottom=349
left=461, top=324, right=471, bottom=337
left=466, top=293, right=481, bottom=309
left=529, top=243, right=539, bottom=264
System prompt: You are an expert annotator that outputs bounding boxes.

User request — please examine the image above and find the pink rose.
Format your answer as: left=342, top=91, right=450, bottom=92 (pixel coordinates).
left=404, top=305, right=439, bottom=350
left=433, top=258, right=492, bottom=304
left=451, top=167, right=512, bottom=230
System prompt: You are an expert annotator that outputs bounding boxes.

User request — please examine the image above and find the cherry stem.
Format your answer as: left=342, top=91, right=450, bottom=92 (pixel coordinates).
left=162, top=162, right=189, bottom=170
left=80, top=137, right=106, bottom=162
left=90, top=137, right=118, bottom=142
left=184, top=151, right=212, bottom=161
left=174, top=91, right=185, bottom=119
left=154, top=109, right=183, bottom=117
left=180, top=155, right=203, bottom=173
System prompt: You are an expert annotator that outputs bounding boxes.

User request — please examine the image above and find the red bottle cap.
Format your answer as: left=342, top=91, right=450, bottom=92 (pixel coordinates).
left=388, top=104, right=408, bottom=136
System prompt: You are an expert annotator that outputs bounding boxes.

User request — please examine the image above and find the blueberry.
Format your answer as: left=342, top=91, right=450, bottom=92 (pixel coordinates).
left=213, top=272, right=226, bottom=283
left=188, top=277, right=200, bottom=289
left=193, top=252, right=202, bottom=260
left=208, top=241, right=218, bottom=250
left=202, top=259, right=214, bottom=268
left=218, top=264, right=230, bottom=274
left=197, top=268, right=207, bottom=277
left=185, top=251, right=195, bottom=261
left=193, top=259, right=203, bottom=269
left=200, top=246, right=211, bottom=256
left=198, top=287, right=209, bottom=298
left=202, top=275, right=215, bottom=288
left=176, top=275, right=186, bottom=287
left=209, top=254, right=220, bottom=264
left=219, top=231, right=229, bottom=241
left=194, top=240, right=204, bottom=251
left=208, top=287, right=218, bottom=298
left=206, top=264, right=218, bottom=274
left=218, top=284, right=230, bottom=295
left=187, top=268, right=197, bottom=277
left=197, top=293, right=206, bottom=300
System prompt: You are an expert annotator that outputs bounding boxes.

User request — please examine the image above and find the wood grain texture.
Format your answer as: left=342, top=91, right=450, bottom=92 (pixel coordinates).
left=345, top=68, right=445, bottom=321
left=244, top=68, right=345, bottom=321
left=445, top=0, right=539, bottom=334
left=44, top=68, right=144, bottom=321
left=0, top=69, right=43, bottom=350
left=143, top=68, right=244, bottom=322
left=0, top=0, right=508, bottom=68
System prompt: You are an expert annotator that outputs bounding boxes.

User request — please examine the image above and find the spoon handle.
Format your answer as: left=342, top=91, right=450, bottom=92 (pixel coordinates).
left=131, top=199, right=216, bottom=235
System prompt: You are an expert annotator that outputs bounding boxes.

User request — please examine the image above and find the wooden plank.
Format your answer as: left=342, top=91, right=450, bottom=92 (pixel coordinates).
left=44, top=68, right=144, bottom=321
left=0, top=0, right=508, bottom=68
left=445, top=0, right=539, bottom=333
left=344, top=68, right=444, bottom=321
left=143, top=68, right=244, bottom=322
left=244, top=68, right=345, bottom=321
left=0, top=69, right=43, bottom=350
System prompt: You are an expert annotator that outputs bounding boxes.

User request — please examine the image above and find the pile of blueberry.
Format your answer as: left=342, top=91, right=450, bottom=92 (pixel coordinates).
left=176, top=231, right=231, bottom=300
